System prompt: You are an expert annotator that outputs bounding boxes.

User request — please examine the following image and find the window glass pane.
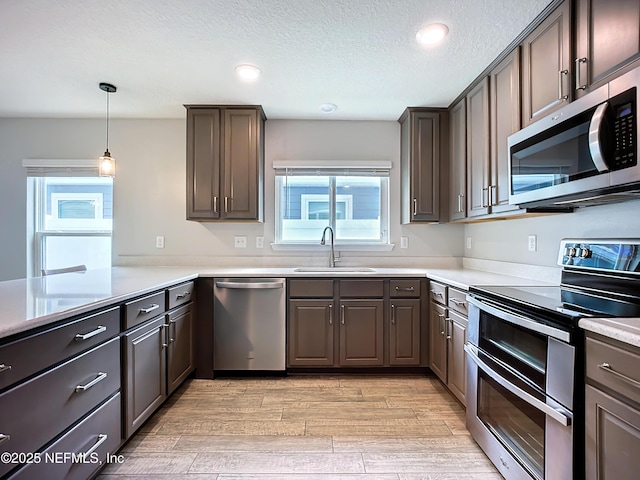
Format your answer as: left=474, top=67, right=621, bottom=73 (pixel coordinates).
left=279, top=176, right=331, bottom=241
left=43, top=235, right=112, bottom=271
left=335, top=176, right=381, bottom=241
left=58, top=200, right=95, bottom=219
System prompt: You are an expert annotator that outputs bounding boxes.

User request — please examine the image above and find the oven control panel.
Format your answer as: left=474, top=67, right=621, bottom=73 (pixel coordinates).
left=559, top=239, right=640, bottom=273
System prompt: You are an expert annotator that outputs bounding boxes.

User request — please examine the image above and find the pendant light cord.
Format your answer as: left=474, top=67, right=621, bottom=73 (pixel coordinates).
left=105, top=89, right=110, bottom=152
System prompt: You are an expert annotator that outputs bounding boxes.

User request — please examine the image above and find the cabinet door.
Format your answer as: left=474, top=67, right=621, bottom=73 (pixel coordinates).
left=221, top=108, right=264, bottom=220
left=124, top=316, right=167, bottom=439
left=288, top=300, right=334, bottom=366
left=400, top=110, right=440, bottom=223
left=167, top=304, right=194, bottom=395
left=575, top=0, right=640, bottom=97
left=339, top=300, right=384, bottom=366
left=429, top=301, right=447, bottom=383
left=586, top=384, right=640, bottom=480
left=490, top=48, right=521, bottom=214
left=389, top=299, right=421, bottom=366
left=449, top=98, right=467, bottom=221
left=446, top=311, right=467, bottom=406
left=186, top=108, right=221, bottom=220
left=466, top=77, right=491, bottom=218
left=521, top=0, right=571, bottom=126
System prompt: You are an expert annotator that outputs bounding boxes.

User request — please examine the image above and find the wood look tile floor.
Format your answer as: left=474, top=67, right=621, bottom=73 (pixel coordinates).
left=99, top=375, right=501, bottom=479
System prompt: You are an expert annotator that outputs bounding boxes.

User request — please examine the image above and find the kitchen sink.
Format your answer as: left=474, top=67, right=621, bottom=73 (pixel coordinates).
left=293, top=267, right=377, bottom=273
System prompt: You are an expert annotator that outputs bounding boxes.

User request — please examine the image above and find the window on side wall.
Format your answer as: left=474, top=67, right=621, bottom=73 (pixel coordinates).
left=24, top=161, right=113, bottom=276
left=273, top=162, right=390, bottom=245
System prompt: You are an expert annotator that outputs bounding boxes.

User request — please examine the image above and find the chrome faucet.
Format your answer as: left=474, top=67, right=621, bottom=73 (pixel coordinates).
left=320, top=226, right=336, bottom=268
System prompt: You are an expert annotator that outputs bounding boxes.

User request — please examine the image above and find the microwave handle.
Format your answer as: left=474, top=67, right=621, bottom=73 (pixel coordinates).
left=588, top=102, right=611, bottom=173
left=465, top=344, right=572, bottom=427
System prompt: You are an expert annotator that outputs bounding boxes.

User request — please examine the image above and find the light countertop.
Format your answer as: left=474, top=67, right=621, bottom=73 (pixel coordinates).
left=0, top=265, right=554, bottom=341
left=579, top=317, right=640, bottom=349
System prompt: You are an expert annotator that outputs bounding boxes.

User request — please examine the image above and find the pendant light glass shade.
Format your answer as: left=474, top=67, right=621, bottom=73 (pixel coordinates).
left=98, top=82, right=117, bottom=177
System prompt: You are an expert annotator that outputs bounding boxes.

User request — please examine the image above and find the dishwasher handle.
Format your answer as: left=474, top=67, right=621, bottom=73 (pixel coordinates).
left=215, top=281, right=284, bottom=289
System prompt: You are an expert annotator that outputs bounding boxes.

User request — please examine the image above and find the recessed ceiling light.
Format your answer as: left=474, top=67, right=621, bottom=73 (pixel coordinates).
left=416, top=23, right=449, bottom=46
left=235, top=64, right=262, bottom=81
left=320, top=103, right=337, bottom=113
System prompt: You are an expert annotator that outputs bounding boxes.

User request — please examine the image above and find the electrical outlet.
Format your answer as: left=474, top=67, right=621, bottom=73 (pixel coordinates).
left=234, top=236, right=247, bottom=248
left=156, top=236, right=165, bottom=249
left=256, top=236, right=264, bottom=249
left=528, top=234, right=537, bottom=252
left=400, top=236, right=409, bottom=249
left=466, top=236, right=472, bottom=249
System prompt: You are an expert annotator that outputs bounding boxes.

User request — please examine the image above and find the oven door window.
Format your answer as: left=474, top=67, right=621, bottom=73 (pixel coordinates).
left=479, top=311, right=547, bottom=390
left=478, top=370, right=545, bottom=480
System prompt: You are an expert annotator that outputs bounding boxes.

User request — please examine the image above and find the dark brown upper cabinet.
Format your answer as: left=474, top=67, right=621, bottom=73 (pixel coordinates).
left=399, top=108, right=444, bottom=223
left=186, top=105, right=265, bottom=221
left=449, top=98, right=467, bottom=221
left=521, top=0, right=572, bottom=127
left=575, top=0, right=640, bottom=98
left=466, top=78, right=491, bottom=219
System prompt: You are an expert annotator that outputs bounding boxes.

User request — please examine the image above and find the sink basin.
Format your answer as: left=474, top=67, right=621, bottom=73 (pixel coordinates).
left=293, top=267, right=377, bottom=273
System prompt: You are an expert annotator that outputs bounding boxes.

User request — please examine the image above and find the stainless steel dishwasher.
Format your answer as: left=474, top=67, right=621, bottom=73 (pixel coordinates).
left=213, top=278, right=286, bottom=371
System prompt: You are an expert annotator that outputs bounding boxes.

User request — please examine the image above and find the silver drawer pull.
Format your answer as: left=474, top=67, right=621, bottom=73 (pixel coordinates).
left=450, top=299, right=467, bottom=308
left=75, top=372, right=107, bottom=392
left=82, top=434, right=108, bottom=457
left=0, top=364, right=11, bottom=374
left=598, top=363, right=640, bottom=389
left=75, top=325, right=107, bottom=341
left=430, top=290, right=443, bottom=297
left=395, top=286, right=415, bottom=292
left=139, top=304, right=160, bottom=314
left=0, top=434, right=10, bottom=445
left=176, top=291, right=191, bottom=299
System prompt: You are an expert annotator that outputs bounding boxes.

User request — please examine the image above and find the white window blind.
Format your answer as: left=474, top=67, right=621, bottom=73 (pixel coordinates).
left=22, top=159, right=99, bottom=177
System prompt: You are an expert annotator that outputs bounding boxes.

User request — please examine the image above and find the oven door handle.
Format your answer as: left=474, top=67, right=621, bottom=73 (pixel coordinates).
left=465, top=344, right=572, bottom=427
left=467, top=296, right=571, bottom=343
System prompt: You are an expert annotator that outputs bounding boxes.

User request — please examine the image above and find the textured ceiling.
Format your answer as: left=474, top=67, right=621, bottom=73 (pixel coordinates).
left=0, top=0, right=552, bottom=120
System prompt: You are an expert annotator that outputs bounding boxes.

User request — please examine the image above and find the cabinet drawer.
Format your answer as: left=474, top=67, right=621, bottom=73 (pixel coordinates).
left=339, top=280, right=383, bottom=298
left=429, top=281, right=447, bottom=305
left=586, top=335, right=640, bottom=404
left=390, top=279, right=421, bottom=297
left=8, top=393, right=122, bottom=480
left=0, top=337, right=120, bottom=478
left=124, top=291, right=166, bottom=329
left=447, top=287, right=468, bottom=316
left=0, top=306, right=119, bottom=392
left=289, top=280, right=333, bottom=298
left=167, top=281, right=195, bottom=310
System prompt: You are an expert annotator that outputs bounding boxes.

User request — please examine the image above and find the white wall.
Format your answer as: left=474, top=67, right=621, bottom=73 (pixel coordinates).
left=464, top=201, right=640, bottom=267
left=0, top=118, right=464, bottom=281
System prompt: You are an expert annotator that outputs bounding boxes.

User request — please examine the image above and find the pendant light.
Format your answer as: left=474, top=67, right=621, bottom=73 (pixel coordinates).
left=98, top=82, right=117, bottom=177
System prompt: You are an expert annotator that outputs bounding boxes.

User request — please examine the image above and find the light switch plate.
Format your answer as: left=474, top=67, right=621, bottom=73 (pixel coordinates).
left=156, top=236, right=165, bottom=249
left=234, top=236, right=247, bottom=248
left=256, top=236, right=264, bottom=249
left=466, top=237, right=472, bottom=249
left=400, top=236, right=409, bottom=249
left=528, top=234, right=537, bottom=252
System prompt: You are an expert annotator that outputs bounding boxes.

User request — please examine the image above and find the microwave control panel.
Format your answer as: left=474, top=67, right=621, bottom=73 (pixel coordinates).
left=611, top=93, right=636, bottom=170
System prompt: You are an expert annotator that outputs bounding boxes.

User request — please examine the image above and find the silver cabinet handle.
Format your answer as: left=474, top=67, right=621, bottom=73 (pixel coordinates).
left=395, top=286, right=415, bottom=292
left=75, top=372, right=107, bottom=392
left=213, top=196, right=218, bottom=214
left=0, top=434, right=10, bottom=445
left=169, top=319, right=176, bottom=344
left=449, top=298, right=467, bottom=308
left=598, top=363, right=640, bottom=389
left=457, top=194, right=463, bottom=213
left=481, top=187, right=489, bottom=208
left=465, top=344, right=572, bottom=426
left=430, top=290, right=443, bottom=297
left=175, top=291, right=191, bottom=300
left=490, top=185, right=497, bottom=206
left=341, top=304, right=345, bottom=325
left=162, top=324, right=170, bottom=348
left=83, top=434, right=108, bottom=457
left=0, top=364, right=11, bottom=374
left=558, top=69, right=569, bottom=101
left=328, top=304, right=333, bottom=325
left=437, top=312, right=445, bottom=336
left=224, top=196, right=229, bottom=213
left=575, top=57, right=587, bottom=91
left=75, top=325, right=107, bottom=341
left=139, top=304, right=160, bottom=314
left=445, top=318, right=452, bottom=340
left=412, top=198, right=417, bottom=216
left=391, top=304, right=396, bottom=325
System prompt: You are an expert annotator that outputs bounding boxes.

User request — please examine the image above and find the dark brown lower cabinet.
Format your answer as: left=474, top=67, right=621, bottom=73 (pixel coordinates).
left=339, top=300, right=384, bottom=366
left=167, top=304, right=195, bottom=395
left=389, top=299, right=421, bottom=366
left=429, top=301, right=447, bottom=382
left=124, top=316, right=167, bottom=439
left=446, top=310, right=467, bottom=405
left=288, top=299, right=334, bottom=366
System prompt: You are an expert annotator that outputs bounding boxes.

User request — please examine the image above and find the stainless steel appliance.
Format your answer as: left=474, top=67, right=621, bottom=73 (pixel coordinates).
left=465, top=239, right=640, bottom=480
left=508, top=66, right=639, bottom=208
left=213, top=278, right=286, bottom=372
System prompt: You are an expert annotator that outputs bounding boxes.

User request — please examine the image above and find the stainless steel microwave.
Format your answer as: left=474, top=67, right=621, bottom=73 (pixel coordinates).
left=508, top=66, right=639, bottom=208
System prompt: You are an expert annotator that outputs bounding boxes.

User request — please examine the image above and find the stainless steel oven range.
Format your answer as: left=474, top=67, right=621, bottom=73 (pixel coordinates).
left=465, top=239, right=640, bottom=480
